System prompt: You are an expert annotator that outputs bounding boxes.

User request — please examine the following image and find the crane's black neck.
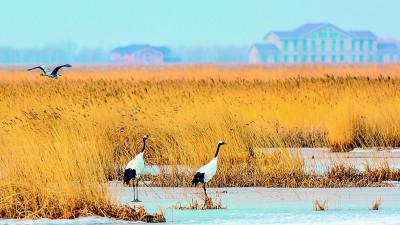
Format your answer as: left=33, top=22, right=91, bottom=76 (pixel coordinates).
left=214, top=143, right=223, bottom=158
left=141, top=139, right=147, bottom=153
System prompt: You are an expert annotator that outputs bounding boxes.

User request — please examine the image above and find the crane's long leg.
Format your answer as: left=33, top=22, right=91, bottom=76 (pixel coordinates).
left=203, top=183, right=207, bottom=198
left=135, top=179, right=138, bottom=201
left=132, top=180, right=136, bottom=202
left=136, top=179, right=141, bottom=202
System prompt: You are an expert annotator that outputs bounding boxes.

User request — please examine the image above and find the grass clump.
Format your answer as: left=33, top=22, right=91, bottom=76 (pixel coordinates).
left=0, top=116, right=158, bottom=221
left=313, top=198, right=328, bottom=211
left=369, top=197, right=382, bottom=210
left=173, top=196, right=225, bottom=210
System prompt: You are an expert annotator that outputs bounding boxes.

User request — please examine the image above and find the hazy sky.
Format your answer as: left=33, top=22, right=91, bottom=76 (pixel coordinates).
left=0, top=0, right=399, bottom=49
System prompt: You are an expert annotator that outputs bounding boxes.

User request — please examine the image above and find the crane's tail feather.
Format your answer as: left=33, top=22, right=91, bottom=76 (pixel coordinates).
left=123, top=169, right=136, bottom=184
left=192, top=172, right=205, bottom=186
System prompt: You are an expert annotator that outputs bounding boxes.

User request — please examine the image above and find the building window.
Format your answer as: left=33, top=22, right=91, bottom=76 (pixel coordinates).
left=359, top=55, right=363, bottom=62
left=359, top=40, right=363, bottom=51
left=321, top=40, right=325, bottom=51
left=303, top=40, right=307, bottom=51
left=390, top=55, right=394, bottom=61
left=332, top=55, right=336, bottom=62
left=352, top=40, right=356, bottom=51
left=284, top=41, right=288, bottom=51
left=321, top=55, right=325, bottom=62
left=330, top=33, right=338, bottom=38
left=261, top=56, right=267, bottom=62
left=302, top=55, right=307, bottom=62
left=312, top=40, right=316, bottom=51
left=293, top=55, right=298, bottom=62
left=368, top=55, right=373, bottom=62
left=340, top=40, right=344, bottom=51
left=352, top=55, right=356, bottom=62
left=378, top=55, right=383, bottom=62
left=311, top=55, right=316, bottom=62
left=340, top=55, right=344, bottom=62
left=284, top=55, right=288, bottom=62
left=319, top=32, right=327, bottom=38
left=293, top=41, right=298, bottom=51
left=368, top=40, right=373, bottom=51
left=332, top=40, right=336, bottom=51
left=274, top=55, right=279, bottom=63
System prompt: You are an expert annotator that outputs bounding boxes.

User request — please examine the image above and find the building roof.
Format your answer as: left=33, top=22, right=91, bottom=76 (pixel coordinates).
left=271, top=31, right=295, bottom=39
left=266, top=23, right=377, bottom=40
left=377, top=42, right=399, bottom=52
left=348, top=31, right=377, bottom=39
left=267, top=23, right=335, bottom=39
left=292, top=23, right=329, bottom=36
left=112, top=44, right=171, bottom=55
left=112, top=44, right=148, bottom=53
left=153, top=46, right=172, bottom=55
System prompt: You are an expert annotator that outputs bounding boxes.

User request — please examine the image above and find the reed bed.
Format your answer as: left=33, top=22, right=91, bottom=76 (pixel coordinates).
left=1, top=64, right=400, bottom=218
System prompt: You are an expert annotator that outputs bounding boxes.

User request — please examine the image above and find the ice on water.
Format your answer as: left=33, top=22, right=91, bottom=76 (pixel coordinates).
left=3, top=186, right=400, bottom=225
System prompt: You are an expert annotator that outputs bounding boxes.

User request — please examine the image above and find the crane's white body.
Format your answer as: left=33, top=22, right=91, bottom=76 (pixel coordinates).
left=39, top=66, right=51, bottom=75
left=125, top=152, right=144, bottom=179
left=197, top=156, right=218, bottom=183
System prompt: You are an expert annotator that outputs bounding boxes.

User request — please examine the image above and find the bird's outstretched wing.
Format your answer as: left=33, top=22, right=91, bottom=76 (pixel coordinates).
left=27, top=65, right=50, bottom=74
left=51, top=64, right=72, bottom=75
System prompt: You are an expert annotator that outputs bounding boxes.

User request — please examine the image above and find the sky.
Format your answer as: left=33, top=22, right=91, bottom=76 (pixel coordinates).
left=0, top=0, right=399, bottom=49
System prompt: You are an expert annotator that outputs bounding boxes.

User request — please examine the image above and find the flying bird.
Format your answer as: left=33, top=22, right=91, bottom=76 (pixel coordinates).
left=192, top=140, right=226, bottom=198
left=123, top=135, right=148, bottom=202
left=27, top=64, right=72, bottom=79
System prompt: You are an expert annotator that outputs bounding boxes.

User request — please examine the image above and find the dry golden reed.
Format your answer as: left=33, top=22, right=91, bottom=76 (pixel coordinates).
left=369, top=197, right=382, bottom=210
left=1, top=64, right=400, bottom=219
left=313, top=198, right=328, bottom=211
left=173, top=197, right=225, bottom=210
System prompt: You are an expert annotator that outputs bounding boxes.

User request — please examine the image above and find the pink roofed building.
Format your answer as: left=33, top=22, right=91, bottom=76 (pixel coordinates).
left=111, top=44, right=177, bottom=64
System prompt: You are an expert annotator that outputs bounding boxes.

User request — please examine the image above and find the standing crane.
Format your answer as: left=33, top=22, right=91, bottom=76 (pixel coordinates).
left=192, top=140, right=226, bottom=198
left=123, top=135, right=148, bottom=202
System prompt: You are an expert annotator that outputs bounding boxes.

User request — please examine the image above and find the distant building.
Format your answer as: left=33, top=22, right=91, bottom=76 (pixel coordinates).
left=111, top=44, right=179, bottom=64
left=249, top=23, right=400, bottom=64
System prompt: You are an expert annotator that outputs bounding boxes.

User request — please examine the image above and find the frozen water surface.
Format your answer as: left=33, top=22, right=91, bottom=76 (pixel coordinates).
left=256, top=148, right=400, bottom=174
left=2, top=148, right=400, bottom=224
left=3, top=186, right=400, bottom=224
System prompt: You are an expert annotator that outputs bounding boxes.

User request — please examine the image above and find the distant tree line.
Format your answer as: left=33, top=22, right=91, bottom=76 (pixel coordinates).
left=0, top=42, right=250, bottom=64
left=0, top=43, right=109, bottom=64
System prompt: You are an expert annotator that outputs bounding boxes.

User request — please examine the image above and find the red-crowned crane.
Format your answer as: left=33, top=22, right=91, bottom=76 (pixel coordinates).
left=27, top=64, right=72, bottom=79
left=192, top=140, right=226, bottom=198
left=123, top=135, right=148, bottom=202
